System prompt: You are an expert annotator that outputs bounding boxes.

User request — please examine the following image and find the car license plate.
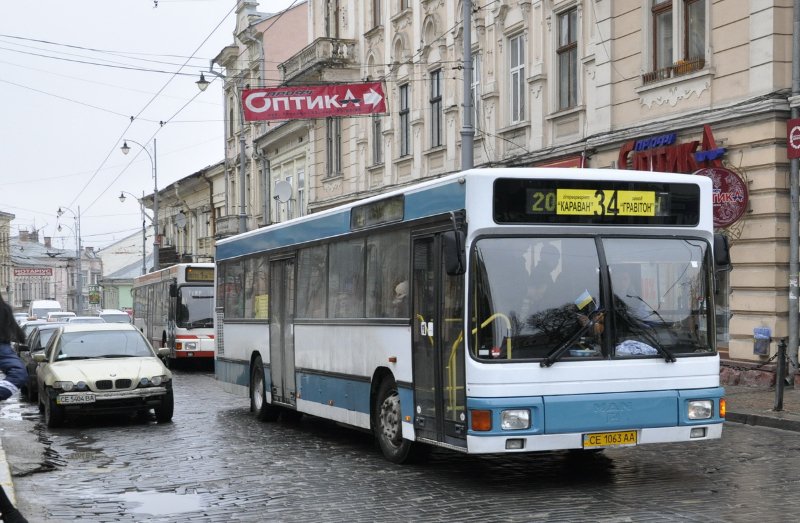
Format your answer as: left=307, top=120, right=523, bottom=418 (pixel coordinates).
left=57, top=393, right=96, bottom=405
left=583, top=430, right=637, bottom=448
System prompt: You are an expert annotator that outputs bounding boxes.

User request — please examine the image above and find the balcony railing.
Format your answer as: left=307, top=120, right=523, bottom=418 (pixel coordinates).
left=279, top=37, right=358, bottom=82
left=214, top=215, right=239, bottom=239
left=641, top=58, right=705, bottom=85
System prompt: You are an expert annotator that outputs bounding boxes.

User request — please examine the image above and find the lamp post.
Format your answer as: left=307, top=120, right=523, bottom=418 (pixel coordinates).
left=56, top=206, right=82, bottom=313
left=118, top=190, right=150, bottom=276
left=120, top=138, right=159, bottom=271
left=197, top=68, right=248, bottom=234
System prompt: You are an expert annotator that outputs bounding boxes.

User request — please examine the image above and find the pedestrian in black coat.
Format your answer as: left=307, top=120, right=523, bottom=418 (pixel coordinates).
left=0, top=292, right=28, bottom=523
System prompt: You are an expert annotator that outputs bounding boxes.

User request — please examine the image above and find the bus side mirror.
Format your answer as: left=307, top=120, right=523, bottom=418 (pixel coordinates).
left=443, top=231, right=466, bottom=276
left=169, top=283, right=178, bottom=298
left=714, top=233, right=731, bottom=272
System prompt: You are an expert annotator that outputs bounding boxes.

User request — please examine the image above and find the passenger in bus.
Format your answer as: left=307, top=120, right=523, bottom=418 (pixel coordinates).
left=519, top=243, right=560, bottom=318
left=614, top=268, right=653, bottom=323
left=392, top=280, right=408, bottom=317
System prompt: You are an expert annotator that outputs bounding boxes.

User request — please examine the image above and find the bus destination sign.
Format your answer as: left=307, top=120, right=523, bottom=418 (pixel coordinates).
left=545, top=189, right=657, bottom=216
left=185, top=267, right=215, bottom=282
left=493, top=178, right=700, bottom=226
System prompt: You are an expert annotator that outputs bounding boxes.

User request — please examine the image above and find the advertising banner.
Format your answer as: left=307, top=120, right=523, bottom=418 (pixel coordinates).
left=241, top=82, right=387, bottom=121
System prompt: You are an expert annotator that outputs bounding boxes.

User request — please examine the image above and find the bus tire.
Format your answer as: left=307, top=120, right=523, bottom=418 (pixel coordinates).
left=251, top=356, right=280, bottom=422
left=374, top=378, right=414, bottom=464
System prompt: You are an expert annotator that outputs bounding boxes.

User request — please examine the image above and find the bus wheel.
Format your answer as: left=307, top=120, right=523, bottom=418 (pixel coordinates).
left=251, top=356, right=280, bottom=422
left=374, top=378, right=414, bottom=464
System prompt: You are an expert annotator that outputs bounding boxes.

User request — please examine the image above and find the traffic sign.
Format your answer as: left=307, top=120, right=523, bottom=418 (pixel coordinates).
left=241, top=82, right=387, bottom=121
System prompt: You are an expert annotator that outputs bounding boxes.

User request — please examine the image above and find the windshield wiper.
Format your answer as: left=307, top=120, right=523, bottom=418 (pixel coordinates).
left=540, top=308, right=604, bottom=368
left=617, top=308, right=676, bottom=363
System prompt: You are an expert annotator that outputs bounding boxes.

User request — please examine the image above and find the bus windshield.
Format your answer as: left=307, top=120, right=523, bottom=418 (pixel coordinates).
left=176, top=286, right=215, bottom=329
left=471, top=237, right=714, bottom=362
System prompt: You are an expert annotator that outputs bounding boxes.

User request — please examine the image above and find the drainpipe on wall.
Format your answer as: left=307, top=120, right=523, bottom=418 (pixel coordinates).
left=789, top=0, right=800, bottom=383
left=261, top=155, right=271, bottom=225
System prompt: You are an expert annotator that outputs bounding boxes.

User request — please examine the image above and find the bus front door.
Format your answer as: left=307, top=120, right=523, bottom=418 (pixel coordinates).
left=411, top=234, right=467, bottom=449
left=269, top=258, right=297, bottom=407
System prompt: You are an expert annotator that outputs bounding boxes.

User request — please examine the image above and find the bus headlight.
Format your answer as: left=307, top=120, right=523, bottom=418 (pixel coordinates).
left=501, top=409, right=530, bottom=430
left=185, top=342, right=197, bottom=351
left=687, top=400, right=713, bottom=420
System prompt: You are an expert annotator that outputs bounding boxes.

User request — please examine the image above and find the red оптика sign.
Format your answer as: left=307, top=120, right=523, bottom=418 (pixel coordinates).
left=695, top=167, right=749, bottom=228
left=241, top=82, right=387, bottom=121
left=787, top=117, right=800, bottom=159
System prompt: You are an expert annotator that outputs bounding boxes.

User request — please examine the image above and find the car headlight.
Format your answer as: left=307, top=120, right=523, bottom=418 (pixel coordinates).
left=150, top=375, right=163, bottom=386
left=501, top=409, right=531, bottom=430
left=139, top=377, right=151, bottom=387
left=54, top=381, right=74, bottom=391
left=687, top=400, right=713, bottom=420
left=75, top=381, right=88, bottom=391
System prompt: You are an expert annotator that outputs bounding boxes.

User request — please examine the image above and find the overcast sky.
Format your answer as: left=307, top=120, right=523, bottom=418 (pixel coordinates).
left=0, top=0, right=295, bottom=252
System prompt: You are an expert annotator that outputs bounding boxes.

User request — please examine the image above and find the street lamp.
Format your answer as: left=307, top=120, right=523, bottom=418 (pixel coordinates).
left=119, top=190, right=151, bottom=276
left=120, top=138, right=159, bottom=271
left=197, top=66, right=247, bottom=234
left=56, top=206, right=82, bottom=313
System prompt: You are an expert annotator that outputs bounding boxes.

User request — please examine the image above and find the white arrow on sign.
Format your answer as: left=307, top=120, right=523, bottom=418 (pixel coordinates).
left=364, top=88, right=383, bottom=106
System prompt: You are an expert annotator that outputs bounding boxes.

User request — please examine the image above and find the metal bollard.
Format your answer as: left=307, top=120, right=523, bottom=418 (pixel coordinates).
left=774, top=338, right=786, bottom=412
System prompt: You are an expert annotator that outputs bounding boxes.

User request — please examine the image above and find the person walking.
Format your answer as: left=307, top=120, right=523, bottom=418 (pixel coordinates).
left=0, top=292, right=29, bottom=523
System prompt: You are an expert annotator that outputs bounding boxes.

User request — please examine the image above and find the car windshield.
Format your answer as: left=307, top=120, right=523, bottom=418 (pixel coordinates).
left=69, top=317, right=106, bottom=323
left=470, top=237, right=714, bottom=363
left=176, top=286, right=214, bottom=328
left=54, top=330, right=153, bottom=360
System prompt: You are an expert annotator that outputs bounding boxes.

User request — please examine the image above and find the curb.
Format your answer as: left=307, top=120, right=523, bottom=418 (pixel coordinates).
left=726, top=412, right=800, bottom=433
left=0, top=442, right=16, bottom=505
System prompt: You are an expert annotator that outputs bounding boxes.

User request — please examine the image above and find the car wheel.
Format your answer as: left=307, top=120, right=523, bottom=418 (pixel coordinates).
left=26, top=375, right=38, bottom=403
left=250, top=356, right=279, bottom=421
left=154, top=390, right=174, bottom=423
left=374, top=378, right=415, bottom=464
left=44, top=393, right=65, bottom=428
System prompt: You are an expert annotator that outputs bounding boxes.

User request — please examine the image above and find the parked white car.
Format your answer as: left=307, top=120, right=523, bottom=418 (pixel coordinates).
left=34, top=323, right=173, bottom=427
left=46, top=311, right=76, bottom=323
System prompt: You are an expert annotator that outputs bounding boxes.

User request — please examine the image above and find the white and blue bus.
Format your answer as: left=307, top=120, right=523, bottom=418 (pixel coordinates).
left=214, top=168, right=729, bottom=463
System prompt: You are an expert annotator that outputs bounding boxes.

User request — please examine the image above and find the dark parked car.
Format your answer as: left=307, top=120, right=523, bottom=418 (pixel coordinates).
left=17, top=322, right=63, bottom=402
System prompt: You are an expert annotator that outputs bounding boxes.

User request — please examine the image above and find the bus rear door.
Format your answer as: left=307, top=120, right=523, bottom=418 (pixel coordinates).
left=269, top=257, right=297, bottom=407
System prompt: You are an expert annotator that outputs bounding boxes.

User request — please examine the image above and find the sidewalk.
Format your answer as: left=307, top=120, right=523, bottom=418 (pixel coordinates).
left=723, top=384, right=800, bottom=432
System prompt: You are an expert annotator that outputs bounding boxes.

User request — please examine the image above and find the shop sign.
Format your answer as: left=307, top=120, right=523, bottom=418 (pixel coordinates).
left=241, top=82, right=387, bottom=121
left=535, top=155, right=585, bottom=168
left=787, top=117, right=800, bottom=159
left=695, top=167, right=749, bottom=228
left=618, top=125, right=726, bottom=173
left=13, top=268, right=52, bottom=277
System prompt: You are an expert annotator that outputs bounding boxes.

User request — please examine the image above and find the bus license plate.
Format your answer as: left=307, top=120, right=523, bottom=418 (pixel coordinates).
left=57, top=393, right=96, bottom=405
left=583, top=430, right=637, bottom=449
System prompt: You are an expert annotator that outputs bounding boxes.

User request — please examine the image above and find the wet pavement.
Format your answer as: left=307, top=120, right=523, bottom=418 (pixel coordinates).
left=1, top=371, right=800, bottom=522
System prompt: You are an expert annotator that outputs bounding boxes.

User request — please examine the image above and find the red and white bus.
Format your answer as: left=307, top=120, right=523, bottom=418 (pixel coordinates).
left=132, top=263, right=215, bottom=361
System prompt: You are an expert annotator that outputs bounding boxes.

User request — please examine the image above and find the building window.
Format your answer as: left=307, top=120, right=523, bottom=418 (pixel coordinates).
left=652, top=0, right=673, bottom=71
left=684, top=0, right=705, bottom=61
left=557, top=8, right=578, bottom=110
left=470, top=53, right=481, bottom=132
left=372, top=115, right=383, bottom=165
left=372, top=0, right=381, bottom=29
left=399, top=84, right=410, bottom=157
left=297, top=168, right=305, bottom=217
left=643, top=0, right=706, bottom=84
left=399, top=0, right=409, bottom=11
left=326, top=117, right=341, bottom=177
left=509, top=34, right=525, bottom=124
left=429, top=69, right=442, bottom=148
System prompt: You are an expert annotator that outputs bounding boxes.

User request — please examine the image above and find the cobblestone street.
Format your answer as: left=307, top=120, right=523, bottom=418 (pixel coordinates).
left=3, top=369, right=797, bottom=522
